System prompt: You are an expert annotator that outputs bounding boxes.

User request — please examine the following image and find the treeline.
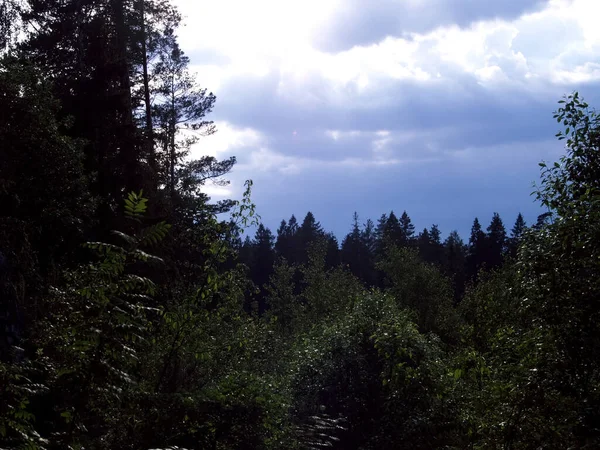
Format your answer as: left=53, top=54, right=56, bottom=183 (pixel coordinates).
left=2, top=1, right=600, bottom=448
left=238, top=209, right=530, bottom=309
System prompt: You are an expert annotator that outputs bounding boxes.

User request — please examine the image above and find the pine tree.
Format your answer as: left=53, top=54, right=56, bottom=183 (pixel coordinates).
left=238, top=235, right=254, bottom=268
left=360, top=218, right=377, bottom=285
left=21, top=0, right=145, bottom=210
left=324, top=232, right=341, bottom=269
left=417, top=228, right=431, bottom=261
left=131, top=0, right=181, bottom=179
left=399, top=210, right=415, bottom=245
left=418, top=224, right=444, bottom=265
left=341, top=212, right=365, bottom=279
left=374, top=213, right=389, bottom=258
left=443, top=230, right=467, bottom=301
left=250, top=224, right=276, bottom=313
left=385, top=211, right=403, bottom=246
left=486, top=212, right=507, bottom=270
left=508, top=213, right=527, bottom=257
left=297, top=212, right=324, bottom=265
left=467, top=217, right=487, bottom=280
left=362, top=219, right=377, bottom=255
left=151, top=30, right=217, bottom=201
left=429, top=224, right=442, bottom=246
left=429, top=224, right=444, bottom=265
left=275, top=216, right=299, bottom=263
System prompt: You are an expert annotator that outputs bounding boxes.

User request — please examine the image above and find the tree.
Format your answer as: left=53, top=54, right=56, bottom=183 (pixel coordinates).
left=378, top=246, right=459, bottom=342
left=0, top=57, right=91, bottom=357
left=362, top=219, right=377, bottom=255
left=417, top=228, right=431, bottom=260
left=297, top=212, right=324, bottom=265
left=21, top=0, right=145, bottom=209
left=467, top=217, right=486, bottom=280
left=384, top=211, right=402, bottom=247
left=485, top=212, right=507, bottom=270
left=341, top=213, right=372, bottom=283
left=374, top=213, right=389, bottom=259
left=0, top=0, right=21, bottom=52
left=324, top=232, right=341, bottom=270
left=456, top=93, right=600, bottom=448
left=399, top=210, right=415, bottom=245
left=275, top=216, right=299, bottom=263
left=417, top=224, right=444, bottom=266
left=130, top=0, right=181, bottom=179
left=443, top=230, right=467, bottom=301
left=250, top=224, right=276, bottom=313
left=151, top=30, right=217, bottom=201
left=508, top=213, right=526, bottom=258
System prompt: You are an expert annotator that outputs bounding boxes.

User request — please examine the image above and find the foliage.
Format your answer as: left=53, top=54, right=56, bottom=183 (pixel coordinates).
left=4, top=0, right=600, bottom=446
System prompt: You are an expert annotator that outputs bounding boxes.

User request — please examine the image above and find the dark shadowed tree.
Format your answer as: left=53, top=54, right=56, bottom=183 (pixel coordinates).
left=251, top=224, right=276, bottom=308
left=275, top=216, right=299, bottom=264
left=341, top=213, right=372, bottom=283
left=399, top=210, right=416, bottom=246
left=467, top=217, right=487, bottom=280
left=443, top=230, right=467, bottom=301
left=324, top=232, right=341, bottom=270
left=485, top=212, right=507, bottom=270
left=297, top=212, right=324, bottom=265
left=508, top=213, right=526, bottom=258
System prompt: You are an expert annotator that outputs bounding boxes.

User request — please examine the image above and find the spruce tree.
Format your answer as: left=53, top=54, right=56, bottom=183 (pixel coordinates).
left=399, top=210, right=415, bottom=245
left=467, top=217, right=487, bottom=280
left=417, top=228, right=432, bottom=261
left=508, top=213, right=527, bottom=257
left=250, top=224, right=276, bottom=313
left=443, top=230, right=467, bottom=301
left=341, top=212, right=366, bottom=280
left=386, top=211, right=403, bottom=246
left=486, top=212, right=507, bottom=270
left=297, top=212, right=324, bottom=265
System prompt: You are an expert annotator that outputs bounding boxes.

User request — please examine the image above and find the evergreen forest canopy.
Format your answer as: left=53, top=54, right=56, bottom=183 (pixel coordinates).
left=1, top=1, right=600, bottom=448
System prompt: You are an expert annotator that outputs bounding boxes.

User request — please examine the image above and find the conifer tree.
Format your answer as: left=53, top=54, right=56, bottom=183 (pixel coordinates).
left=324, top=232, right=341, bottom=269
left=443, top=230, right=467, bottom=301
left=467, top=217, right=487, bottom=280
left=508, top=213, right=526, bottom=257
left=250, top=224, right=276, bottom=312
left=417, top=228, right=432, bottom=260
left=362, top=219, right=377, bottom=255
left=151, top=30, right=217, bottom=201
left=385, top=211, right=403, bottom=246
left=486, top=212, right=507, bottom=270
left=342, top=212, right=368, bottom=280
left=275, top=216, right=299, bottom=263
left=399, top=210, right=416, bottom=245
left=297, top=212, right=324, bottom=265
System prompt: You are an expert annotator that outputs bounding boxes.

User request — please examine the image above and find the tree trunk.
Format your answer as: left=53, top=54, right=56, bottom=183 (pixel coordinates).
left=111, top=0, right=138, bottom=194
left=139, top=0, right=156, bottom=181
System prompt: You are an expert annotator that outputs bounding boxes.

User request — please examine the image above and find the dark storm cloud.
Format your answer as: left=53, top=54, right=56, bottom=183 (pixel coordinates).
left=211, top=67, right=580, bottom=167
left=313, top=0, right=549, bottom=52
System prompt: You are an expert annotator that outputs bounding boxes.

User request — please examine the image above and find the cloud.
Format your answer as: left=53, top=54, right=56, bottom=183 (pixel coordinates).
left=175, top=0, right=600, bottom=238
left=312, top=0, right=549, bottom=52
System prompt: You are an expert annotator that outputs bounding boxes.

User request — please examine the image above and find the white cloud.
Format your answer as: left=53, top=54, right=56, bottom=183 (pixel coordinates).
left=177, top=0, right=600, bottom=183
left=189, top=121, right=262, bottom=159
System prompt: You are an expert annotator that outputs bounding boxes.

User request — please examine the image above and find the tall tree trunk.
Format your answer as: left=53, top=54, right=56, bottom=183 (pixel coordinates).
left=111, top=0, right=138, bottom=195
left=139, top=0, right=156, bottom=182
left=169, top=78, right=176, bottom=203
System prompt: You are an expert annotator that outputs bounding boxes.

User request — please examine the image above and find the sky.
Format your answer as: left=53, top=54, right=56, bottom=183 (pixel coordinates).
left=173, top=0, right=600, bottom=241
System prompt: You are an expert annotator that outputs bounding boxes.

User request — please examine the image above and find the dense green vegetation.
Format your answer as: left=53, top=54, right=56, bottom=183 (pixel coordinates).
left=2, top=1, right=600, bottom=448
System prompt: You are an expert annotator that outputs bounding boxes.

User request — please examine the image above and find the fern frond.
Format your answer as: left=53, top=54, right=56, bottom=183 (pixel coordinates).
left=138, top=222, right=171, bottom=247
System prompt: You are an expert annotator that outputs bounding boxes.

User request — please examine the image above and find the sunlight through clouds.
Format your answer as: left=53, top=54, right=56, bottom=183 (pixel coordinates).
left=173, top=0, right=600, bottom=236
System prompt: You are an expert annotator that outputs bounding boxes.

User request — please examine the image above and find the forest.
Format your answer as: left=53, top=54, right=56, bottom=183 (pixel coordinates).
left=1, top=0, right=599, bottom=448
